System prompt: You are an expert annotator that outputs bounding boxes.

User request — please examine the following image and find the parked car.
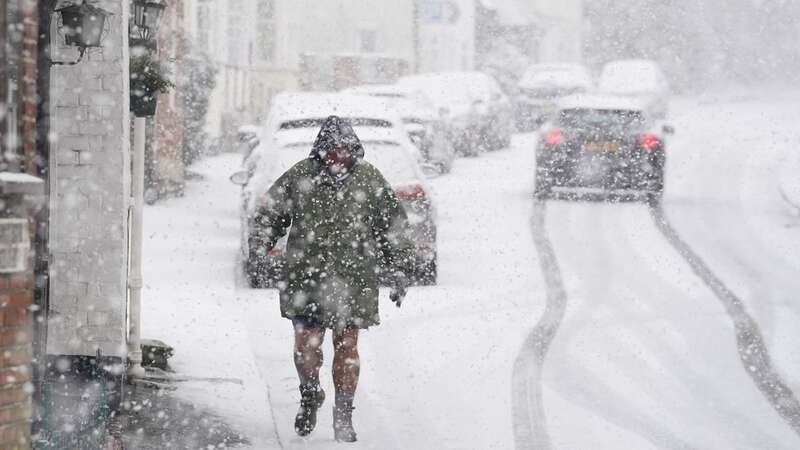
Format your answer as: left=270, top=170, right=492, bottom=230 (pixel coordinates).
left=398, top=72, right=514, bottom=156
left=515, top=63, right=592, bottom=130
left=235, top=125, right=261, bottom=159
left=598, top=59, right=670, bottom=119
left=342, top=84, right=456, bottom=173
left=534, top=94, right=674, bottom=201
left=231, top=93, right=438, bottom=287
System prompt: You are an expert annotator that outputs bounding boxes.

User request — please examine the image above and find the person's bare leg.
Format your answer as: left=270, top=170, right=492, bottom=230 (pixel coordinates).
left=332, top=327, right=359, bottom=442
left=294, top=323, right=325, bottom=385
left=293, top=322, right=326, bottom=436
left=332, top=327, right=359, bottom=394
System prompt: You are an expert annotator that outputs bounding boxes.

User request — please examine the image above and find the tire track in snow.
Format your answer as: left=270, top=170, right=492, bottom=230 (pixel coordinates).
left=512, top=200, right=566, bottom=450
left=649, top=201, right=800, bottom=437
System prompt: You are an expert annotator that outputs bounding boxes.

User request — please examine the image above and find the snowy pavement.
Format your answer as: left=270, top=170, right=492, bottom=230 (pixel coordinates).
left=141, top=90, right=800, bottom=449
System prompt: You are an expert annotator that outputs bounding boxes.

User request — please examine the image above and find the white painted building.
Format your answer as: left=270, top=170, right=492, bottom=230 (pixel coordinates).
left=417, top=0, right=477, bottom=72
left=47, top=0, right=131, bottom=358
left=184, top=0, right=416, bottom=143
left=479, top=0, right=583, bottom=64
left=268, top=0, right=416, bottom=70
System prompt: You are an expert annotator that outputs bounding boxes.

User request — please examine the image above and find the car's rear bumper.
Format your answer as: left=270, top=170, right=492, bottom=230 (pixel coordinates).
left=537, top=148, right=664, bottom=191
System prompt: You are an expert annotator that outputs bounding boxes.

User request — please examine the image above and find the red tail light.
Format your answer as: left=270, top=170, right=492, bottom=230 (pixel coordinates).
left=638, top=132, right=661, bottom=149
left=396, top=184, right=426, bottom=201
left=543, top=128, right=564, bottom=146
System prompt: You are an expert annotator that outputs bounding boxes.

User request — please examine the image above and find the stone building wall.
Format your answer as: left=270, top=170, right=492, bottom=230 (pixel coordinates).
left=46, top=0, right=131, bottom=358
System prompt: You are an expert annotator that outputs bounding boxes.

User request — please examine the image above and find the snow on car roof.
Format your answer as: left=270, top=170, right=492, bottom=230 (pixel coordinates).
left=338, top=88, right=438, bottom=121
left=269, top=92, right=403, bottom=125
left=518, top=68, right=592, bottom=90
left=398, top=72, right=500, bottom=110
left=557, top=94, right=646, bottom=111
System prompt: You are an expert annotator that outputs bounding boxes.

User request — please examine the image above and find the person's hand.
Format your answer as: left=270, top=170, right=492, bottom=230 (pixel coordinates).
left=249, top=245, right=265, bottom=262
left=389, top=271, right=408, bottom=308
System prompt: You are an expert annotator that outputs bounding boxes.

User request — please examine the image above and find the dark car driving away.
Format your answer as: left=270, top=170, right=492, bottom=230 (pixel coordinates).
left=535, top=94, right=673, bottom=201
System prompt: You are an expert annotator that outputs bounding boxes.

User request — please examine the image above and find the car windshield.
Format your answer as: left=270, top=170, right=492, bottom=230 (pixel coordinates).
left=279, top=117, right=393, bottom=129
left=367, top=92, right=405, bottom=98
left=281, top=140, right=417, bottom=185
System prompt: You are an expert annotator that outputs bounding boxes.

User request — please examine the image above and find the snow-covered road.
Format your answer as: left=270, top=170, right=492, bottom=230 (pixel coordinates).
left=537, top=91, right=800, bottom=449
left=141, top=90, right=800, bottom=449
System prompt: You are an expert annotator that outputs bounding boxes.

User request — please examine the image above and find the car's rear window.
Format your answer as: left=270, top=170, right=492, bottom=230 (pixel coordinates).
left=279, top=118, right=393, bottom=129
left=281, top=140, right=417, bottom=185
left=557, top=108, right=646, bottom=132
left=366, top=93, right=405, bottom=99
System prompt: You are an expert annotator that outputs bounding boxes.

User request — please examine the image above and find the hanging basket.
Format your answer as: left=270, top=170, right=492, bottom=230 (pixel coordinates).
left=131, top=91, right=158, bottom=117
left=129, top=54, right=173, bottom=117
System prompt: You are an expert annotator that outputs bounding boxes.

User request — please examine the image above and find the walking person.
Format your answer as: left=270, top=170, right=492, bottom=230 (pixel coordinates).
left=249, top=116, right=412, bottom=442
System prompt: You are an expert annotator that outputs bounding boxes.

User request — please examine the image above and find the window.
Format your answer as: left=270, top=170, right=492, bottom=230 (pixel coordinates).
left=0, top=219, right=28, bottom=273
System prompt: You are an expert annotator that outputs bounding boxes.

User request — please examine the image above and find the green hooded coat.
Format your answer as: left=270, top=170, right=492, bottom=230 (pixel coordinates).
left=249, top=116, right=413, bottom=329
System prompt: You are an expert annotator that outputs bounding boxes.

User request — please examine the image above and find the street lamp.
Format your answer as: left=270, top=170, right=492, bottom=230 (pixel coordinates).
left=128, top=0, right=166, bottom=380
left=132, top=0, right=166, bottom=40
left=51, top=2, right=110, bottom=65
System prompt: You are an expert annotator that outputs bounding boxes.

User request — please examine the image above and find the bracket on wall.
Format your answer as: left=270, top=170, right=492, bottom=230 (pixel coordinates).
left=49, top=46, right=86, bottom=66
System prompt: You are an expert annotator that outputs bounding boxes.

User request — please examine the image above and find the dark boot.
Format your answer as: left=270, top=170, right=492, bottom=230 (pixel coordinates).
left=295, top=384, right=325, bottom=436
left=333, top=394, right=357, bottom=442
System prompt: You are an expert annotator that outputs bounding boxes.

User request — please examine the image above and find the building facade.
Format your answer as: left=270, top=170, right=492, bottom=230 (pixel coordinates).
left=46, top=0, right=131, bottom=359
left=417, top=0, right=477, bottom=72
left=183, top=0, right=416, bottom=148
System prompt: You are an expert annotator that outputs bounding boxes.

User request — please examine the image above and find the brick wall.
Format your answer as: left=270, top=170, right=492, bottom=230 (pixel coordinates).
left=0, top=0, right=39, bottom=446
left=19, top=0, right=39, bottom=175
left=47, top=0, right=131, bottom=358
left=0, top=270, right=34, bottom=450
left=150, top=0, right=186, bottom=198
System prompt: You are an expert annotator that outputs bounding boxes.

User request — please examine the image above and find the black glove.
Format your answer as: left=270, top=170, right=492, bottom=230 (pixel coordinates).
left=389, top=271, right=408, bottom=308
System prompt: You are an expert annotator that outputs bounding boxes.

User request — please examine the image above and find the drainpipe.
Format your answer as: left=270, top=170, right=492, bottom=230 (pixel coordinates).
left=127, top=116, right=146, bottom=379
